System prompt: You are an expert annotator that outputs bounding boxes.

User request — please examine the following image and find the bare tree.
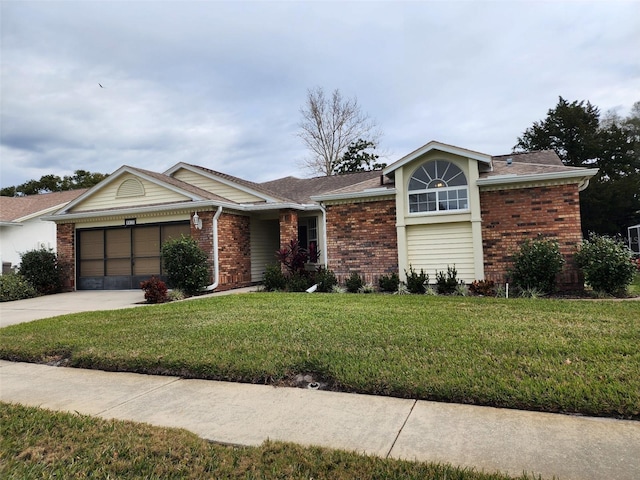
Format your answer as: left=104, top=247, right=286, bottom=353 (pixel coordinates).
left=298, top=87, right=380, bottom=176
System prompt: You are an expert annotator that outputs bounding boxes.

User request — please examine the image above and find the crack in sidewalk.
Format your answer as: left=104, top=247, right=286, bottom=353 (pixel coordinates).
left=96, top=377, right=183, bottom=417
left=386, top=399, right=417, bottom=459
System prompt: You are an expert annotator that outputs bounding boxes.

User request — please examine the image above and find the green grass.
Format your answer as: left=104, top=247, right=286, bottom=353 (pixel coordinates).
left=1, top=293, right=639, bottom=418
left=0, top=402, right=541, bottom=479
left=629, top=272, right=640, bottom=296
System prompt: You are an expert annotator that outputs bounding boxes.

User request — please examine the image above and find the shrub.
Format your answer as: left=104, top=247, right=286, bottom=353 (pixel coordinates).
left=287, top=272, right=314, bottom=292
left=378, top=272, right=400, bottom=292
left=345, top=272, right=364, bottom=293
left=509, top=236, right=564, bottom=295
left=19, top=248, right=61, bottom=295
left=276, top=239, right=309, bottom=276
left=359, top=283, right=376, bottom=294
left=574, top=234, right=636, bottom=296
left=314, top=267, right=337, bottom=293
left=0, top=272, right=38, bottom=302
left=140, top=277, right=168, bottom=304
left=161, top=235, right=210, bottom=296
left=167, top=289, right=186, bottom=302
left=469, top=279, right=496, bottom=296
left=435, top=265, right=463, bottom=295
left=263, top=264, right=287, bottom=291
left=405, top=265, right=428, bottom=294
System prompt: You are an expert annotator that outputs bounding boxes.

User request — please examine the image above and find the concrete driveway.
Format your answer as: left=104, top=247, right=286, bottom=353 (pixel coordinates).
left=0, top=290, right=147, bottom=327
left=0, top=287, right=258, bottom=327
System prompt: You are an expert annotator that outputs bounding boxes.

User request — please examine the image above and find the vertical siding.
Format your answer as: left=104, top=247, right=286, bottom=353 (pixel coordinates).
left=406, top=222, right=475, bottom=282
left=173, top=169, right=263, bottom=203
left=250, top=218, right=280, bottom=282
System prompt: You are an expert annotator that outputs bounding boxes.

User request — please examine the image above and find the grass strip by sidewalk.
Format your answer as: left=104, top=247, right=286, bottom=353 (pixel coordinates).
left=0, top=402, right=540, bottom=480
left=1, top=293, right=638, bottom=418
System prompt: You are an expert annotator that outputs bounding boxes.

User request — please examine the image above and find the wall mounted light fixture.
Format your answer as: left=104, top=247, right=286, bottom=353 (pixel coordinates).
left=192, top=211, right=202, bottom=230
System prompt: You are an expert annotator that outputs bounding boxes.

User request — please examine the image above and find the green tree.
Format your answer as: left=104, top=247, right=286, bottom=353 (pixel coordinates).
left=335, top=139, right=387, bottom=174
left=1, top=170, right=108, bottom=196
left=514, top=97, right=640, bottom=236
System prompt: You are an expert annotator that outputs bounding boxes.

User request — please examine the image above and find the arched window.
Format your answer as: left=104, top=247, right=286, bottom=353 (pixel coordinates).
left=408, top=160, right=468, bottom=213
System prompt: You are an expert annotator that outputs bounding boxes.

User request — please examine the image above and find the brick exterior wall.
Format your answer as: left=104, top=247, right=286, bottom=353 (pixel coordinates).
left=217, top=212, right=252, bottom=291
left=480, top=183, right=584, bottom=291
left=56, top=223, right=75, bottom=292
left=325, top=199, right=398, bottom=284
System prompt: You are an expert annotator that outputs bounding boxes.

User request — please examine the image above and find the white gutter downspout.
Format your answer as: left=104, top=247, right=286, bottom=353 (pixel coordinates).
left=319, top=202, right=328, bottom=267
left=205, top=206, right=223, bottom=291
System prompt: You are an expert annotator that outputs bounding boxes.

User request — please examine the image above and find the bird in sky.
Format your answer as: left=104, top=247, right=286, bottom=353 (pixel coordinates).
left=98, top=83, right=104, bottom=88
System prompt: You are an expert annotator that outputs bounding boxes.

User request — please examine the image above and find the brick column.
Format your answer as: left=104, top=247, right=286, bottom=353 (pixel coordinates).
left=56, top=223, right=75, bottom=291
left=279, top=209, right=299, bottom=249
left=217, top=213, right=252, bottom=290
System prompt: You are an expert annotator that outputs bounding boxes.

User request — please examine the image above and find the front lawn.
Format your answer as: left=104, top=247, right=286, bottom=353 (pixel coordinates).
left=0, top=402, right=538, bottom=480
left=1, top=293, right=638, bottom=418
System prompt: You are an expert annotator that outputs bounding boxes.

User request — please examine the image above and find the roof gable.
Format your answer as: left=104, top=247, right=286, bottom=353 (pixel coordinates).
left=59, top=166, right=228, bottom=214
left=165, top=163, right=284, bottom=203
left=384, top=141, right=492, bottom=175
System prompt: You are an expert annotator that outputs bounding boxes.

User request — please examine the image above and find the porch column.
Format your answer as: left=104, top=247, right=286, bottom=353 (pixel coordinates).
left=279, top=209, right=299, bottom=249
left=57, top=223, right=76, bottom=292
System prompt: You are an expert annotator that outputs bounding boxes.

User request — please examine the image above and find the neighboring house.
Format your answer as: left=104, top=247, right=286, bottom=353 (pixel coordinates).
left=0, top=189, right=87, bottom=273
left=45, top=141, right=597, bottom=291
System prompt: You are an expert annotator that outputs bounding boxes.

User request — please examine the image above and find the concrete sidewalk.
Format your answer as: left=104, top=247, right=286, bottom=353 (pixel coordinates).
left=1, top=361, right=638, bottom=480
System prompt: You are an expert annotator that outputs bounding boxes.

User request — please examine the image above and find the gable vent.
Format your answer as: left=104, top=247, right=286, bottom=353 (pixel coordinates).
left=116, top=178, right=145, bottom=198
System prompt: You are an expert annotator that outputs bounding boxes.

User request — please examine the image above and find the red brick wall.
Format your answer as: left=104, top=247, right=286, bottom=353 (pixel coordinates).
left=191, top=211, right=215, bottom=285
left=480, top=184, right=584, bottom=290
left=325, top=199, right=398, bottom=284
left=217, top=212, right=252, bottom=291
left=56, top=223, right=75, bottom=291
left=279, top=209, right=299, bottom=249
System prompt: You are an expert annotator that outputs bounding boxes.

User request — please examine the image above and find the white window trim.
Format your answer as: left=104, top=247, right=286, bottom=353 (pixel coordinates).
left=407, top=160, right=470, bottom=215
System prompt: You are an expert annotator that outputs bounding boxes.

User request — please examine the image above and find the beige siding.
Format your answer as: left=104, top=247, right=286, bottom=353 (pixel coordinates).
left=250, top=218, right=280, bottom=282
left=406, top=222, right=475, bottom=282
left=70, top=174, right=190, bottom=212
left=173, top=169, right=263, bottom=203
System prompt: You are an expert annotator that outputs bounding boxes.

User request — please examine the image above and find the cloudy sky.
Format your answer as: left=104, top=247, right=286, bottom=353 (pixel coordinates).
left=1, top=0, right=638, bottom=189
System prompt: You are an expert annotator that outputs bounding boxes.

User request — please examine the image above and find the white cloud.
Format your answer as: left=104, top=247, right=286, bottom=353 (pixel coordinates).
left=1, top=0, right=638, bottom=188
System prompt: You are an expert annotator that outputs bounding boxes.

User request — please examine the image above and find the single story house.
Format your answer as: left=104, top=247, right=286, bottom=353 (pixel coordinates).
left=0, top=189, right=87, bottom=274
left=45, top=141, right=597, bottom=291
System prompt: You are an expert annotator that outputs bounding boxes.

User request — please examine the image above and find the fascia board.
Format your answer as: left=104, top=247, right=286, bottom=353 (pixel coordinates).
left=242, top=202, right=321, bottom=212
left=0, top=221, right=23, bottom=227
left=165, top=163, right=281, bottom=203
left=43, top=199, right=320, bottom=222
left=311, top=188, right=397, bottom=202
left=384, top=141, right=491, bottom=175
left=476, top=169, right=598, bottom=188
left=42, top=199, right=234, bottom=222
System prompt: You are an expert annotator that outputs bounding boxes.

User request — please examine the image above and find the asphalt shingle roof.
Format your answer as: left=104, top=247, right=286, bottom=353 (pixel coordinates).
left=0, top=189, right=88, bottom=222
